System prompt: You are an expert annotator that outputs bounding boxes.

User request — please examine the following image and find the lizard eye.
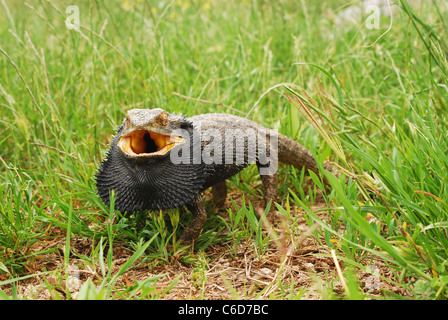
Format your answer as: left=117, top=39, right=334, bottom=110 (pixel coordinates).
left=119, top=130, right=184, bottom=157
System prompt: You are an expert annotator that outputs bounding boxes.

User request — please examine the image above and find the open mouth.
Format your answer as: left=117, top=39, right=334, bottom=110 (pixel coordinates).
left=119, top=130, right=184, bottom=157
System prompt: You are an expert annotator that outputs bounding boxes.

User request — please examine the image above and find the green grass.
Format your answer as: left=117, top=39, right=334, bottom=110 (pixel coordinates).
left=1, top=0, right=448, bottom=300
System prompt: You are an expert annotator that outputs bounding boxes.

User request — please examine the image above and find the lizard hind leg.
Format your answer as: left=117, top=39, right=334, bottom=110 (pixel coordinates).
left=257, top=163, right=278, bottom=209
left=260, top=172, right=278, bottom=207
left=211, top=180, right=227, bottom=208
left=257, top=165, right=280, bottom=226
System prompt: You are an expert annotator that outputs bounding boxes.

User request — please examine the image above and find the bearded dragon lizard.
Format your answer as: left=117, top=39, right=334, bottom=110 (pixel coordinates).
left=96, top=108, right=333, bottom=245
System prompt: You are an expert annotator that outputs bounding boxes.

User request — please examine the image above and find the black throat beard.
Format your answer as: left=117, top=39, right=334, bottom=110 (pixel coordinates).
left=96, top=123, right=210, bottom=212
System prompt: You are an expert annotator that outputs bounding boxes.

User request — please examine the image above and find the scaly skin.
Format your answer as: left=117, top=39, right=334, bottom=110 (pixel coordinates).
left=96, top=108, right=333, bottom=246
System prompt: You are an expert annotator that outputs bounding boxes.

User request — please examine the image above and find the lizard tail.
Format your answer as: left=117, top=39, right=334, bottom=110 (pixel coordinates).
left=276, top=132, right=337, bottom=184
left=276, top=132, right=319, bottom=174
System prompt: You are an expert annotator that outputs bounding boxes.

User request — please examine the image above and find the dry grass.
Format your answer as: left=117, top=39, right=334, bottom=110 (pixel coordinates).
left=2, top=189, right=411, bottom=300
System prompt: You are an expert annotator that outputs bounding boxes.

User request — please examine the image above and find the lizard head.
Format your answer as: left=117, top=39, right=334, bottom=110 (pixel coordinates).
left=118, top=108, right=186, bottom=158
left=95, top=108, right=210, bottom=212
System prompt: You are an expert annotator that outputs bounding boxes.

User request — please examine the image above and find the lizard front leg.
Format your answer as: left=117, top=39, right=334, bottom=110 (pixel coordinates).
left=180, top=194, right=207, bottom=246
